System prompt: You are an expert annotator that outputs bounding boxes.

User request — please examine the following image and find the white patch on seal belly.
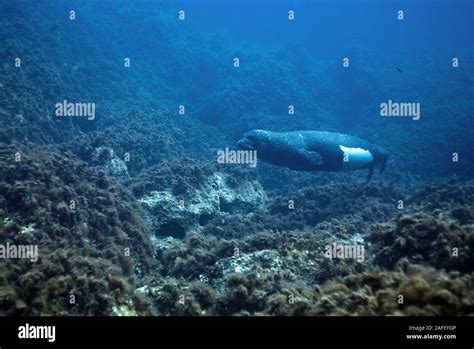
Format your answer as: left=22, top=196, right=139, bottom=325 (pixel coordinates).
left=339, top=145, right=374, bottom=170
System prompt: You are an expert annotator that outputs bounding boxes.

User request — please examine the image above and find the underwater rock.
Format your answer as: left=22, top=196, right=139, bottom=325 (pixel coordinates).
left=140, top=278, right=218, bottom=316
left=216, top=250, right=284, bottom=279
left=138, top=178, right=474, bottom=316
left=92, top=147, right=130, bottom=181
left=263, top=265, right=474, bottom=316
left=368, top=179, right=474, bottom=272
left=314, top=266, right=474, bottom=316
left=368, top=212, right=473, bottom=272
left=139, top=172, right=267, bottom=238
left=410, top=178, right=474, bottom=214
left=0, top=143, right=154, bottom=315
left=202, top=181, right=400, bottom=240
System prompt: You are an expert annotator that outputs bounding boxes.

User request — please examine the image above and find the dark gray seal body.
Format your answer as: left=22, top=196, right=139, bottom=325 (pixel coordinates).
left=237, top=130, right=388, bottom=181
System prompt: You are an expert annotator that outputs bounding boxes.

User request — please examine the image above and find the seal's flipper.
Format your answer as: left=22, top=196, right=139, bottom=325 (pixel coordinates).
left=366, top=166, right=374, bottom=183
left=380, top=156, right=387, bottom=174
left=301, top=150, right=324, bottom=166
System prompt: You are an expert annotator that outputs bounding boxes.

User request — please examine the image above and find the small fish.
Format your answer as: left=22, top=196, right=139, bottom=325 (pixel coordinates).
left=397, top=66, right=403, bottom=73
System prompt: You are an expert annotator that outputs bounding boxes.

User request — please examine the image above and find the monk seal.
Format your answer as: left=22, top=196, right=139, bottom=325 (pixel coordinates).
left=237, top=130, right=388, bottom=182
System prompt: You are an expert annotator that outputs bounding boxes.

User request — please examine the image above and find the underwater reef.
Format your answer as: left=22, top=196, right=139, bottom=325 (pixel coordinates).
left=368, top=179, right=474, bottom=272
left=0, top=143, right=153, bottom=315
left=2, top=138, right=471, bottom=316
left=129, top=178, right=473, bottom=316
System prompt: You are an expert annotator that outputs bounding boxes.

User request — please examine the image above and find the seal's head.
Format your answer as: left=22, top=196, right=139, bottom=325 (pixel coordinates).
left=237, top=130, right=269, bottom=151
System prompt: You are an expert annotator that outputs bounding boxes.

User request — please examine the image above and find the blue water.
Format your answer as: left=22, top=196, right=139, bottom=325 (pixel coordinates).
left=180, top=0, right=473, bottom=52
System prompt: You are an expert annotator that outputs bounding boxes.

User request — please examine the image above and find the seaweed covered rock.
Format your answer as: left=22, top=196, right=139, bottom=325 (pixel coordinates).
left=60, top=105, right=225, bottom=177
left=313, top=265, right=474, bottom=316
left=267, top=182, right=400, bottom=227
left=134, top=178, right=473, bottom=316
left=145, top=245, right=474, bottom=316
left=92, top=146, right=131, bottom=181
left=135, top=277, right=219, bottom=316
left=368, top=213, right=473, bottom=272
left=202, top=181, right=401, bottom=239
left=262, top=264, right=474, bottom=316
left=0, top=143, right=154, bottom=315
left=368, top=179, right=474, bottom=272
left=410, top=178, right=474, bottom=218
left=144, top=229, right=366, bottom=315
left=139, top=171, right=267, bottom=238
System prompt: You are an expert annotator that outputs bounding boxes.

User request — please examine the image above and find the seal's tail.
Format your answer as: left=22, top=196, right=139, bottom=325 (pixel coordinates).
left=380, top=155, right=388, bottom=174
left=366, top=166, right=374, bottom=183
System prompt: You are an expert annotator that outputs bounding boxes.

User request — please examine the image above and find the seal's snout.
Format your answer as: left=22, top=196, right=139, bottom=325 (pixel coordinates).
left=237, top=137, right=254, bottom=150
